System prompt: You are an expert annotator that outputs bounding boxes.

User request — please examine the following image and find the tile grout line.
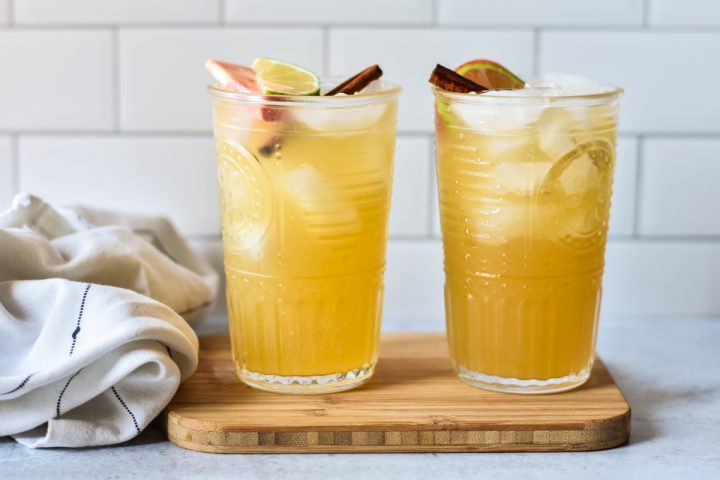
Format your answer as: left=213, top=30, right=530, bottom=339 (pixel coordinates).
left=532, top=28, right=541, bottom=77
left=10, top=133, right=19, bottom=196
left=631, top=235, right=720, bottom=243
left=431, top=0, right=439, bottom=26
left=3, top=130, right=720, bottom=139
left=7, top=0, right=13, bottom=25
left=642, top=0, right=651, bottom=28
left=618, top=132, right=720, bottom=138
left=104, top=232, right=720, bottom=246
left=426, top=134, right=436, bottom=238
left=371, top=235, right=720, bottom=244
left=2, top=23, right=719, bottom=32
left=112, top=27, right=120, bottom=132
left=219, top=0, right=226, bottom=24
left=0, top=130, right=215, bottom=137
left=388, top=235, right=441, bottom=243
left=322, top=26, right=330, bottom=76
left=632, top=135, right=645, bottom=238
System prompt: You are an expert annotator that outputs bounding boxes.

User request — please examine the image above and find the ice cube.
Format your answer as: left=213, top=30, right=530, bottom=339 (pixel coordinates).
left=555, top=153, right=601, bottom=199
left=541, top=73, right=610, bottom=96
left=488, top=87, right=552, bottom=97
left=493, top=160, right=553, bottom=196
left=360, top=79, right=384, bottom=94
left=282, top=165, right=361, bottom=240
left=465, top=200, right=526, bottom=246
left=293, top=103, right=387, bottom=132
left=478, top=134, right=532, bottom=159
left=535, top=108, right=577, bottom=160
left=450, top=100, right=544, bottom=133
left=213, top=102, right=258, bottom=142
left=525, top=79, right=557, bottom=90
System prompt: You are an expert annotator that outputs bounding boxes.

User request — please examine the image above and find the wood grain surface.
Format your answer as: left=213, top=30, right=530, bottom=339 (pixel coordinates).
left=165, top=333, right=630, bottom=453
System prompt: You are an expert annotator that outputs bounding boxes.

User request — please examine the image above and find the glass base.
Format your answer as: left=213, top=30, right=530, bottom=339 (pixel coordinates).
left=456, top=364, right=592, bottom=395
left=238, top=363, right=376, bottom=394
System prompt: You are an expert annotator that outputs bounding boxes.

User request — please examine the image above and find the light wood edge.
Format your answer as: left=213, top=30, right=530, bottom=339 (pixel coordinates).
left=165, top=410, right=630, bottom=454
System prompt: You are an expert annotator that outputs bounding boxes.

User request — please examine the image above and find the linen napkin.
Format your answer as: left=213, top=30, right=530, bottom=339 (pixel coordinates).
left=0, top=194, right=219, bottom=447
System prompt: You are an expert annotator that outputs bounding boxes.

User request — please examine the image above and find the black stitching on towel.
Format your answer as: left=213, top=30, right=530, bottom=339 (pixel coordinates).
left=69, top=284, right=91, bottom=356
left=0, top=374, right=34, bottom=395
left=56, top=369, right=83, bottom=417
left=111, top=386, right=140, bottom=434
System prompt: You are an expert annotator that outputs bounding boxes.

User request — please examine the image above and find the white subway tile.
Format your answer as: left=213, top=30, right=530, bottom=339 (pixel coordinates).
left=0, top=136, right=13, bottom=206
left=119, top=28, right=323, bottom=131
left=430, top=137, right=637, bottom=237
left=330, top=29, right=534, bottom=133
left=603, top=241, right=720, bottom=315
left=188, top=237, right=224, bottom=276
left=608, top=137, right=638, bottom=236
left=389, top=136, right=432, bottom=237
left=639, top=138, right=720, bottom=236
left=18, top=136, right=219, bottom=235
left=541, top=32, right=720, bottom=133
left=225, top=0, right=433, bottom=25
left=0, top=0, right=8, bottom=24
left=649, top=0, right=720, bottom=26
left=0, top=31, right=114, bottom=131
left=438, top=0, right=643, bottom=26
left=14, top=0, right=220, bottom=24
left=384, top=240, right=444, bottom=328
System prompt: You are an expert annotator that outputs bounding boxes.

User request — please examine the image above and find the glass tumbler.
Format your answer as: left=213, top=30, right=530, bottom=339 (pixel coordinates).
left=209, top=81, right=400, bottom=394
left=434, top=86, right=622, bottom=394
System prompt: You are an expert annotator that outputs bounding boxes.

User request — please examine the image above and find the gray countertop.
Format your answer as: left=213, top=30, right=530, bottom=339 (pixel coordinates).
left=2, top=316, right=719, bottom=479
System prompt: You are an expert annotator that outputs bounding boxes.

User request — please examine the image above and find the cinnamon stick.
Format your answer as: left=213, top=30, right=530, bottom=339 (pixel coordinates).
left=326, top=65, right=383, bottom=96
left=429, top=64, right=487, bottom=93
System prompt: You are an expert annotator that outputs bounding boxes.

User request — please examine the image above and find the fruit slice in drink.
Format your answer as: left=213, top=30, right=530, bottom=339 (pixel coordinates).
left=455, top=59, right=525, bottom=89
left=251, top=57, right=320, bottom=96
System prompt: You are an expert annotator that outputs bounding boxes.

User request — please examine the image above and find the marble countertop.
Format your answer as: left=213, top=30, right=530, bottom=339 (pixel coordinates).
left=2, top=315, right=719, bottom=479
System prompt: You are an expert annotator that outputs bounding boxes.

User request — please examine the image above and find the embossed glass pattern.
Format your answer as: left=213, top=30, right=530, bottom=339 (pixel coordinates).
left=209, top=81, right=400, bottom=394
left=434, top=87, right=622, bottom=394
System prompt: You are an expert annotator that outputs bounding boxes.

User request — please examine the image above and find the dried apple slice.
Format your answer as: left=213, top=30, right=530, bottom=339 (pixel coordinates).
left=205, top=58, right=260, bottom=93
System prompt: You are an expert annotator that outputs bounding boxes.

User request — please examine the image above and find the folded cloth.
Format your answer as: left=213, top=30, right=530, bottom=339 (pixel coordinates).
left=0, top=194, right=219, bottom=447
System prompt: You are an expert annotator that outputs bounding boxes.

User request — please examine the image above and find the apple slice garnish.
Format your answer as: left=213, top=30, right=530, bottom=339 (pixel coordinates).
left=205, top=58, right=261, bottom=93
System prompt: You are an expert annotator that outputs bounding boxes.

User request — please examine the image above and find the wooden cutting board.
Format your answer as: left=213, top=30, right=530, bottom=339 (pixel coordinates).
left=165, top=333, right=630, bottom=453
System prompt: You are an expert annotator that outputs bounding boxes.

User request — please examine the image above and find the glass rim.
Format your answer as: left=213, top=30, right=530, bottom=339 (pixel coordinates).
left=432, top=85, right=623, bottom=106
left=208, top=78, right=402, bottom=107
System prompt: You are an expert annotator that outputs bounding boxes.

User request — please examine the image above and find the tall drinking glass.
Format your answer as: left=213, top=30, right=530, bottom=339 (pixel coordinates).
left=209, top=81, right=400, bottom=394
left=434, top=85, right=622, bottom=394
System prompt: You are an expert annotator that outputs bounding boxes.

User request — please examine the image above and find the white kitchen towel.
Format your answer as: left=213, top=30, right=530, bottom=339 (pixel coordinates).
left=0, top=194, right=219, bottom=447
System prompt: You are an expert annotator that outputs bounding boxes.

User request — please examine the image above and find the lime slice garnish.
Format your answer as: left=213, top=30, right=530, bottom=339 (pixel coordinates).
left=455, top=59, right=525, bottom=90
left=251, top=58, right=320, bottom=96
left=435, top=59, right=526, bottom=126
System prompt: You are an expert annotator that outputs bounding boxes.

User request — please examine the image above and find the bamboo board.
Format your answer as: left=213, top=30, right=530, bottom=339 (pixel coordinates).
left=165, top=333, right=630, bottom=453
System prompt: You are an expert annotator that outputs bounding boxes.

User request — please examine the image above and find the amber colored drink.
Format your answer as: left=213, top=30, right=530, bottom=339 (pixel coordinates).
left=209, top=81, right=400, bottom=393
left=434, top=85, right=621, bottom=393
